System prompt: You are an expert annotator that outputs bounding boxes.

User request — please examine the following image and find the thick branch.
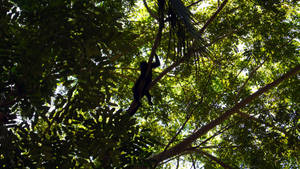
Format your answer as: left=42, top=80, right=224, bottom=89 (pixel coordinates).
left=149, top=64, right=300, bottom=162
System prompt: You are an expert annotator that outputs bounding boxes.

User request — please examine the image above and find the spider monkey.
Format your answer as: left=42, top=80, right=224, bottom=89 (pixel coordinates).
left=132, top=54, right=160, bottom=106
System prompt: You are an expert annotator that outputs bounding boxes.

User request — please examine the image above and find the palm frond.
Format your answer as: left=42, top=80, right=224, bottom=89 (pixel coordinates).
left=170, top=0, right=200, bottom=39
left=168, top=0, right=210, bottom=58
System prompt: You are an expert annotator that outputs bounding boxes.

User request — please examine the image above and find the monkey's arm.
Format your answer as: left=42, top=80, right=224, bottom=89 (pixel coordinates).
left=152, top=54, right=161, bottom=68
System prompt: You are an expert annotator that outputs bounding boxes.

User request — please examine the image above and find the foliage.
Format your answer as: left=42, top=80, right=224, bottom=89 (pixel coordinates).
left=0, top=0, right=299, bottom=168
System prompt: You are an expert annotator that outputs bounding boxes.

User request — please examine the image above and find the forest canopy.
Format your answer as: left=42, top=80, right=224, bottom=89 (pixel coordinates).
left=0, top=0, right=299, bottom=168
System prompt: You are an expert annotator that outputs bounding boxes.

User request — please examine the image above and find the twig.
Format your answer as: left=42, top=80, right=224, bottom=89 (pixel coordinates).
left=199, top=150, right=235, bottom=169
left=238, top=111, right=289, bottom=135
left=163, top=102, right=194, bottom=151
left=235, top=60, right=266, bottom=102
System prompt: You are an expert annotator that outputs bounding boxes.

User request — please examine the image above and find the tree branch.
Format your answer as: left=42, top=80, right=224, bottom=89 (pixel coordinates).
left=199, top=0, right=229, bottom=34
left=148, top=64, right=300, bottom=162
left=188, top=0, right=205, bottom=8
left=143, top=0, right=159, bottom=20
